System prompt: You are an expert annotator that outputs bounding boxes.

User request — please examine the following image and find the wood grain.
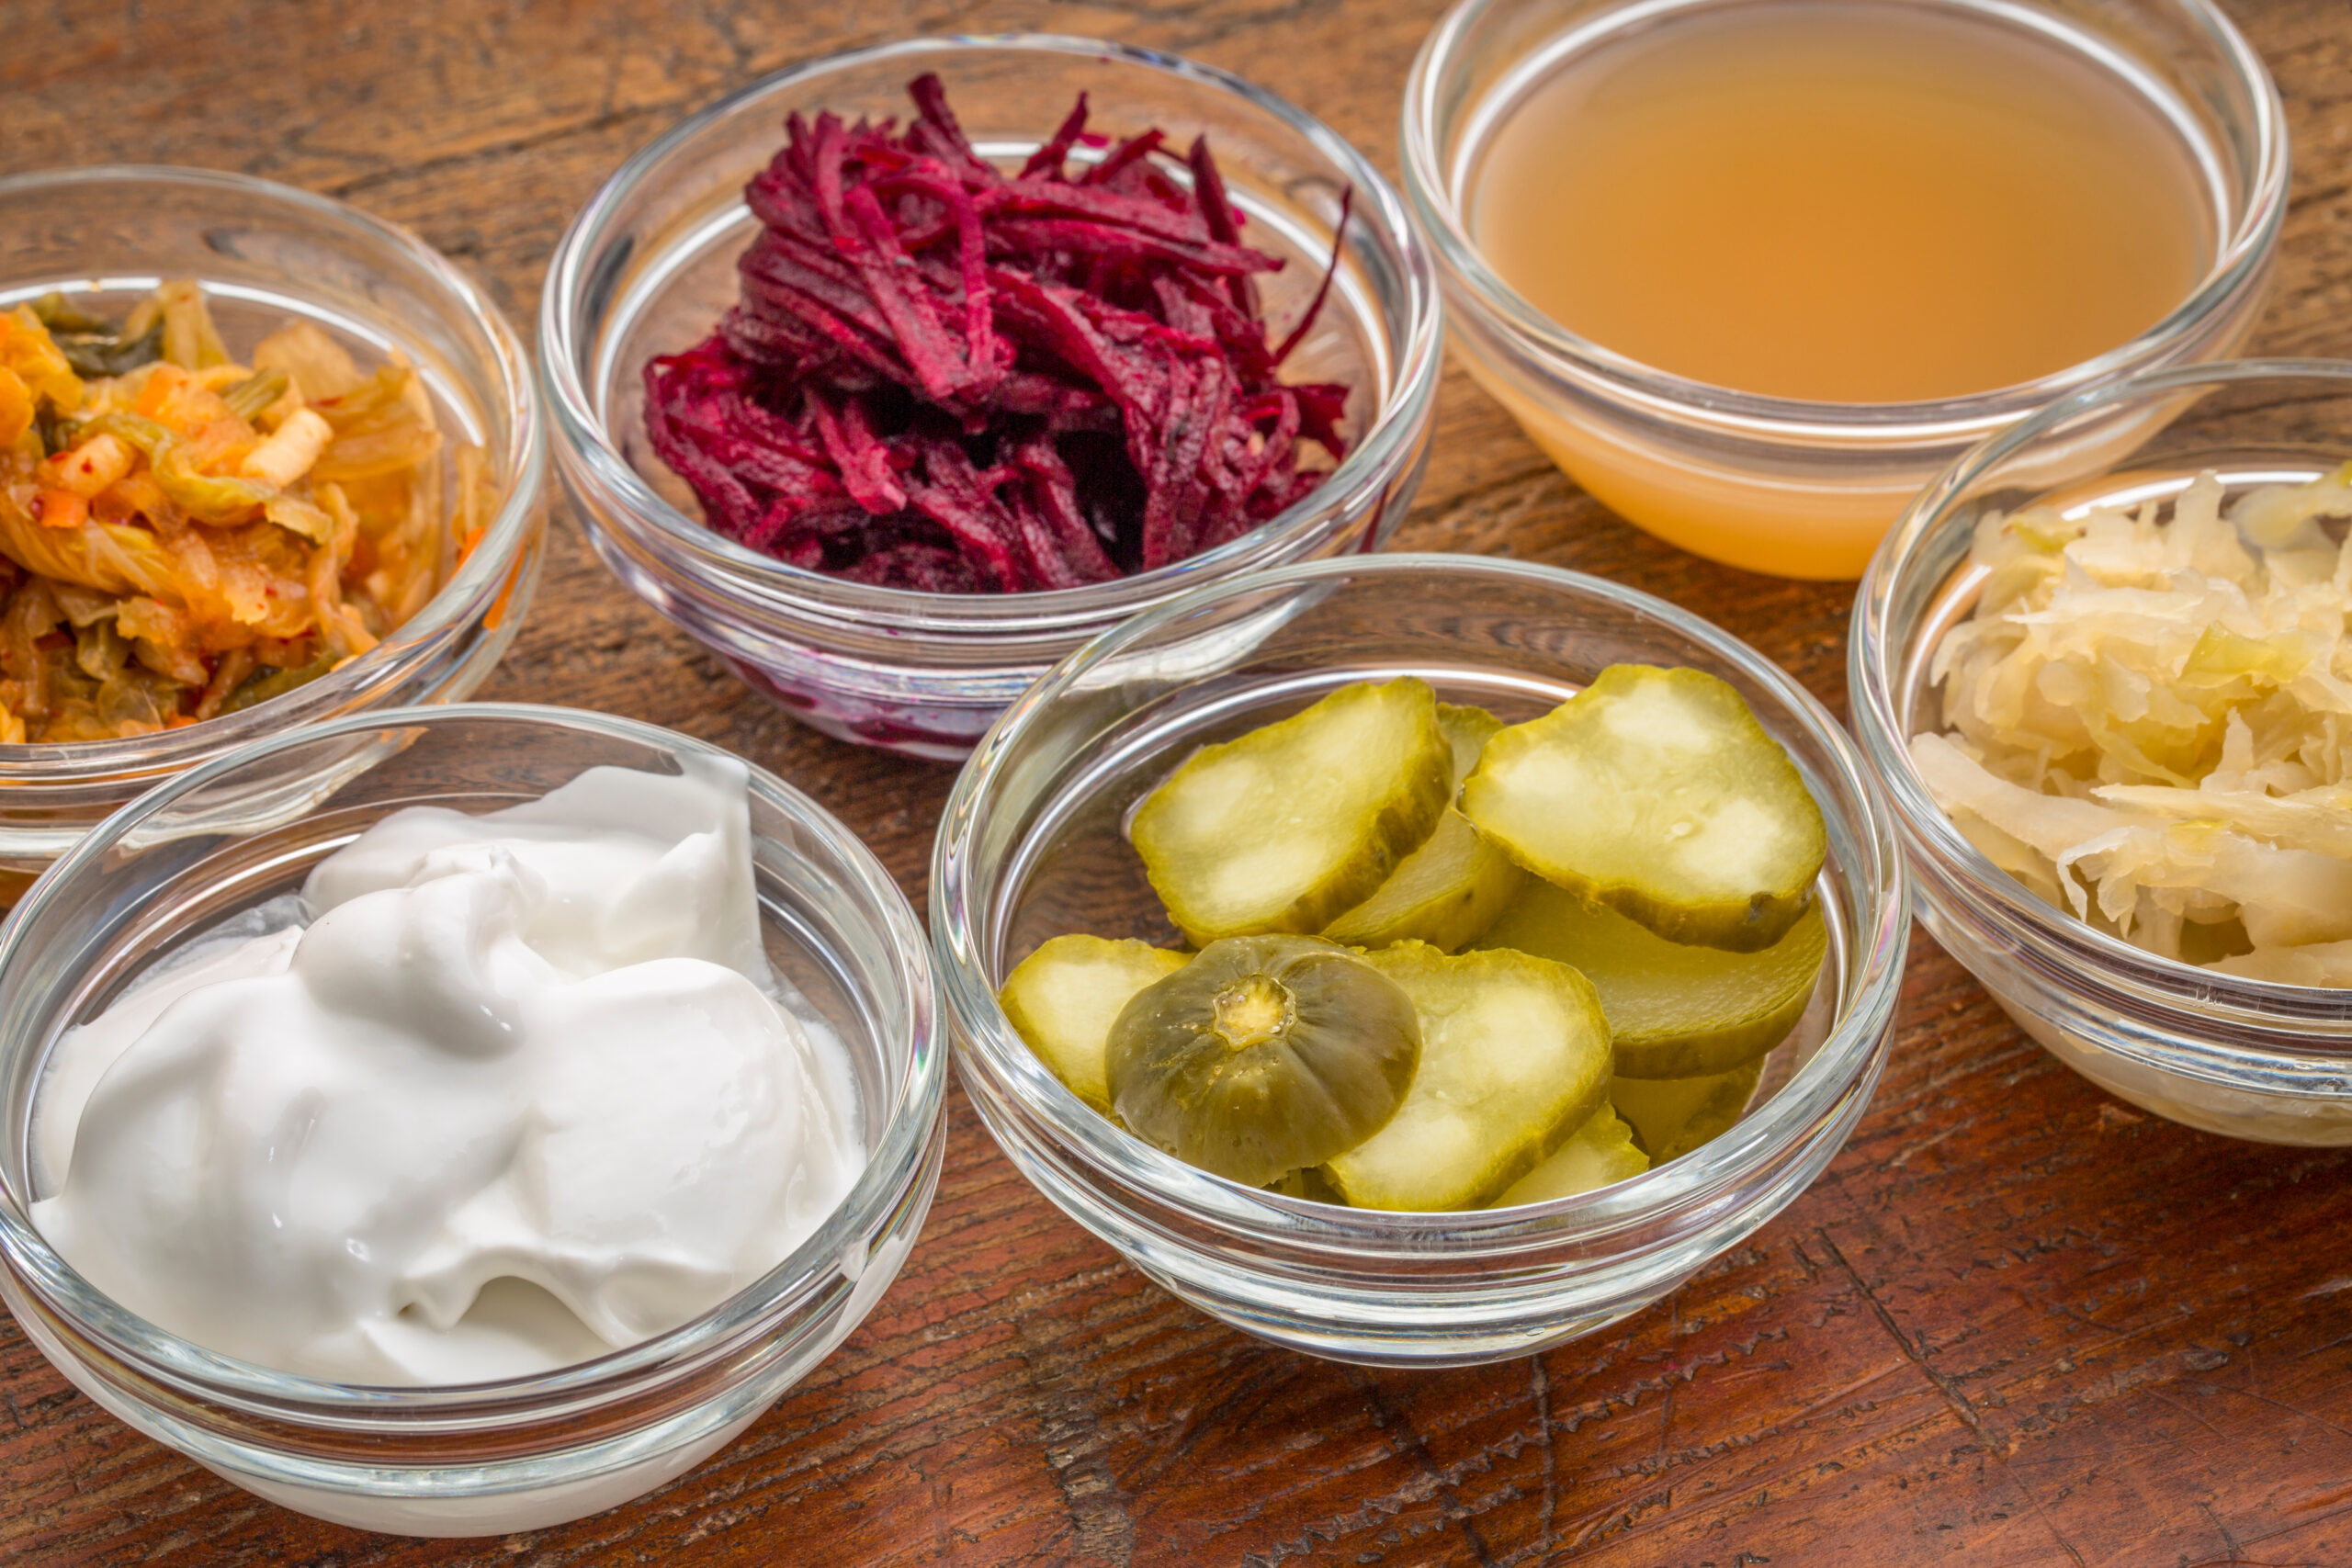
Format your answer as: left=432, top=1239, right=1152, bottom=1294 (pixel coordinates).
left=6, top=1, right=2351, bottom=1562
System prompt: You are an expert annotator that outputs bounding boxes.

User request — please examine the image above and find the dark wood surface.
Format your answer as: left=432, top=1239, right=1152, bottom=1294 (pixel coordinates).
left=7, top=2, right=2352, bottom=1562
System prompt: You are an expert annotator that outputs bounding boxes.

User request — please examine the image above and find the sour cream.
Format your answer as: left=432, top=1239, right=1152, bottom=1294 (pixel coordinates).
left=29, top=757, right=865, bottom=1386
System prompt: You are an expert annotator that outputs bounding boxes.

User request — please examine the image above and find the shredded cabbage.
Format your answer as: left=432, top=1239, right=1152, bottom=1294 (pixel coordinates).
left=1915, top=467, right=2352, bottom=983
left=0, top=284, right=478, bottom=741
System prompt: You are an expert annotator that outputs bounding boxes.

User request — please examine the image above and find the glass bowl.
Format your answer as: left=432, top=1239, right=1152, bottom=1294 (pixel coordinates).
left=1853, top=359, right=2352, bottom=1145
left=933, top=554, right=1909, bottom=1366
left=541, top=34, right=1443, bottom=761
left=0, top=166, right=549, bottom=881
left=1402, top=0, right=2285, bottom=580
left=0, top=705, right=944, bottom=1536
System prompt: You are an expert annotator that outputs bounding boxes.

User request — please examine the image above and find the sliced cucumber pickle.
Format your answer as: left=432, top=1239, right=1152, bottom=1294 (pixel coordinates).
left=1477, top=879, right=1826, bottom=1078
left=1324, top=703, right=1527, bottom=953
left=1320, top=942, right=1612, bottom=1212
left=1494, top=1103, right=1649, bottom=1206
left=1460, top=665, right=1827, bottom=952
left=1131, top=678, right=1452, bottom=946
left=999, top=935, right=1189, bottom=1112
left=1611, top=1057, right=1766, bottom=1165
left=1107, top=935, right=1420, bottom=1187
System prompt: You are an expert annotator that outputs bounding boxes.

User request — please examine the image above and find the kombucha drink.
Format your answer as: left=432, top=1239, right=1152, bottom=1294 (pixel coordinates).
left=1460, top=0, right=2219, bottom=572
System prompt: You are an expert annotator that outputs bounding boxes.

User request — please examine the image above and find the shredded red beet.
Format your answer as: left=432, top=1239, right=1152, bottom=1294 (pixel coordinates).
left=644, top=74, right=1351, bottom=593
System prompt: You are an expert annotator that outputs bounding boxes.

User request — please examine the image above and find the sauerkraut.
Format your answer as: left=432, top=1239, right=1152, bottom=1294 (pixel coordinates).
left=1914, top=467, right=2352, bottom=984
left=0, top=284, right=487, bottom=744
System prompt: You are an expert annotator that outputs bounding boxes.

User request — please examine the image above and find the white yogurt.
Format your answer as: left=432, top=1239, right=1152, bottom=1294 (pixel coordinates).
left=29, top=756, right=865, bottom=1386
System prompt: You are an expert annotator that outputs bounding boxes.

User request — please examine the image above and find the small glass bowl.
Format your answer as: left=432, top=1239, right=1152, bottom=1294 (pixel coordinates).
left=933, top=554, right=1908, bottom=1366
left=0, top=705, right=944, bottom=1536
left=1402, top=0, right=2286, bottom=580
left=542, top=35, right=1442, bottom=761
left=1853, top=359, right=2352, bottom=1145
left=0, top=166, right=549, bottom=879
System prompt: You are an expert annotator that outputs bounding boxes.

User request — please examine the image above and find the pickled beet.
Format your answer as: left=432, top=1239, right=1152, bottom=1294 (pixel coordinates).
left=643, top=74, right=1349, bottom=593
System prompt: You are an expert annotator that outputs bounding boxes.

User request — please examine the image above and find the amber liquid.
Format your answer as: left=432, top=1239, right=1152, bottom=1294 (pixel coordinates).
left=1472, top=2, right=2213, bottom=403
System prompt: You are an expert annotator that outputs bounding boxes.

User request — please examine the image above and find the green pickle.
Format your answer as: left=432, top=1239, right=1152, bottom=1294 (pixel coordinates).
left=1611, top=1057, right=1767, bottom=1165
left=1323, top=703, right=1526, bottom=953
left=1460, top=664, right=1827, bottom=952
left=999, top=935, right=1189, bottom=1112
left=1107, top=936, right=1421, bottom=1187
left=1013, top=670, right=1838, bottom=1213
left=1130, top=678, right=1452, bottom=946
left=1320, top=943, right=1612, bottom=1211
left=1478, top=879, right=1826, bottom=1078
left=1494, top=1103, right=1649, bottom=1206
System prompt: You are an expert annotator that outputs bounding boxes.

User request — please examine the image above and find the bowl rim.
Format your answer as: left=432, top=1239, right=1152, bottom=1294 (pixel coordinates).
left=1851, top=355, right=2352, bottom=1032
left=0, top=164, right=549, bottom=787
left=0, top=702, right=944, bottom=1413
left=1399, top=0, right=2289, bottom=444
left=933, top=551, right=1911, bottom=1254
left=537, top=32, right=1445, bottom=636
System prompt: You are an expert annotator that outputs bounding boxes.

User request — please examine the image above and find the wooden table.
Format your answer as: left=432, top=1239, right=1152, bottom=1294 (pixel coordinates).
left=8, top=2, right=2352, bottom=1562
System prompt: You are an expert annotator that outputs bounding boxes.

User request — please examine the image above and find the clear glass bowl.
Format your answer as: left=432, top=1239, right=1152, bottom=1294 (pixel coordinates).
left=541, top=35, right=1442, bottom=761
left=933, top=554, right=1909, bottom=1367
left=1853, top=359, right=2352, bottom=1145
left=0, top=705, right=944, bottom=1537
left=1402, top=0, right=2285, bottom=580
left=0, top=166, right=549, bottom=879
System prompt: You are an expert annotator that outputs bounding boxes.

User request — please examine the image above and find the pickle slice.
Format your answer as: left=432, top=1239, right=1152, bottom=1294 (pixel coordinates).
left=1323, top=704, right=1527, bottom=953
left=1107, top=935, right=1420, bottom=1187
left=999, top=935, right=1190, bottom=1112
left=1320, top=942, right=1612, bottom=1211
left=1132, top=678, right=1452, bottom=946
left=1611, top=1057, right=1766, bottom=1165
left=1460, top=665, right=1827, bottom=952
left=1477, top=879, right=1826, bottom=1078
left=1494, top=1103, right=1649, bottom=1207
